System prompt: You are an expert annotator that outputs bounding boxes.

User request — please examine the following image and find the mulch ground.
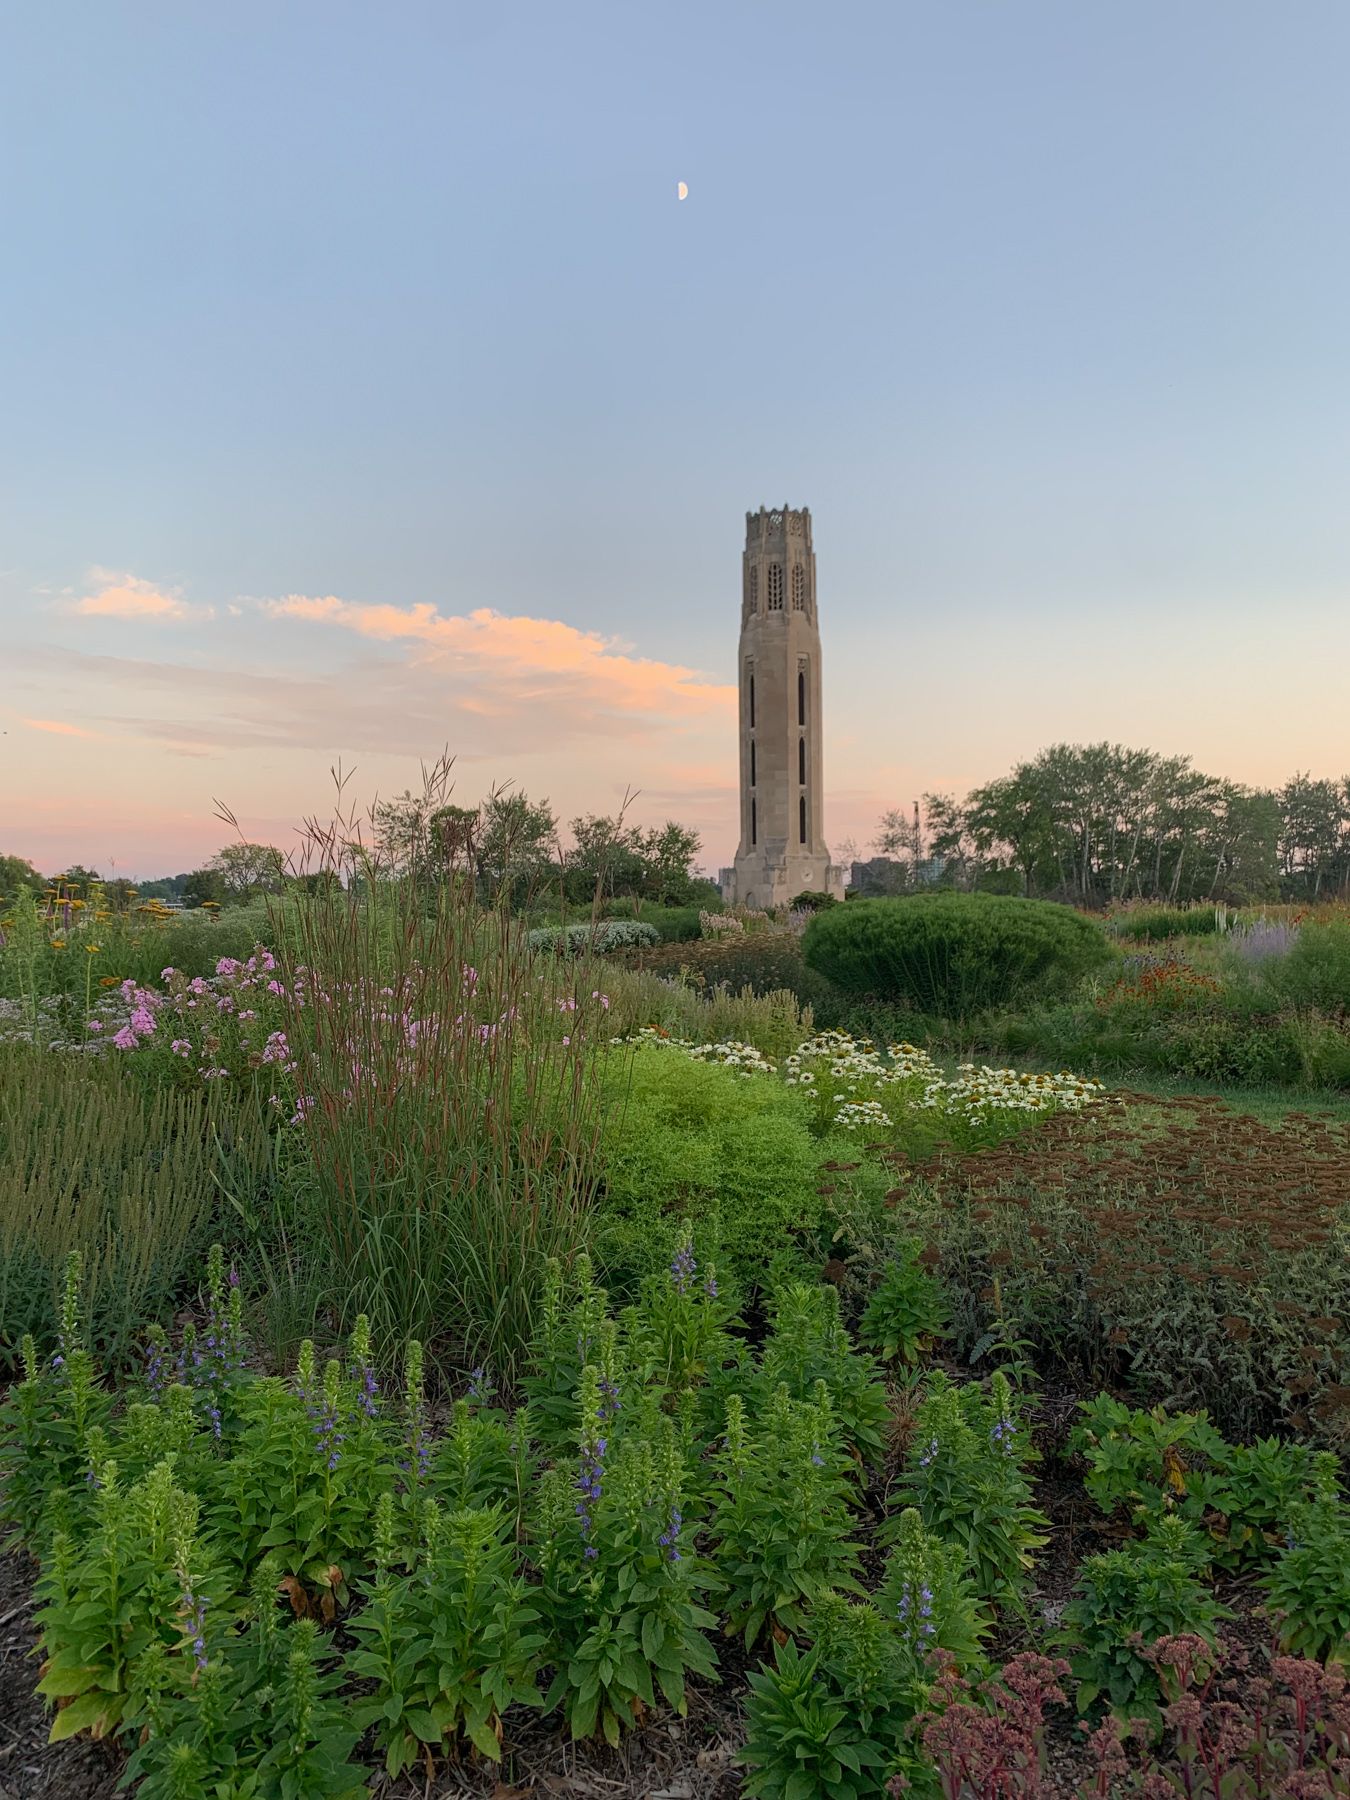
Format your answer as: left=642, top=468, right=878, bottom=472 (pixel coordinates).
left=0, top=1546, right=120, bottom=1800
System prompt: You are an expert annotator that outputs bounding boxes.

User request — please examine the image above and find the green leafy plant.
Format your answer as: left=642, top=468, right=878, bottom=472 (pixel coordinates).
left=877, top=1507, right=990, bottom=1680
left=858, top=1241, right=950, bottom=1367
left=1059, top=1514, right=1230, bottom=1723
left=209, top=1331, right=392, bottom=1591
left=1071, top=1394, right=1342, bottom=1569
left=802, top=893, right=1111, bottom=1018
left=527, top=920, right=660, bottom=954
left=711, top=1384, right=863, bottom=1650
left=1070, top=1395, right=1228, bottom=1524
left=34, top=1455, right=204, bottom=1743
left=755, top=1281, right=891, bottom=1467
left=0, top=1255, right=109, bottom=1548
left=347, top=1492, right=544, bottom=1773
left=630, top=1221, right=741, bottom=1408
left=740, top=1602, right=907, bottom=1800
left=521, top=1254, right=630, bottom=1451
left=1261, top=1496, right=1350, bottom=1664
left=895, top=1372, right=1048, bottom=1605
left=534, top=1365, right=717, bottom=1745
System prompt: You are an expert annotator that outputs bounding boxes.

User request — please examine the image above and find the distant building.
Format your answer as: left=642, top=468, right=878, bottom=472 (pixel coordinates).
left=726, top=505, right=845, bottom=908
left=849, top=857, right=908, bottom=897
left=849, top=854, right=949, bottom=897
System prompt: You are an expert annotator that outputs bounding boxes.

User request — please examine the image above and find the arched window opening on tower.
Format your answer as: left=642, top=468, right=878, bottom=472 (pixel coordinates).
left=798, top=737, right=806, bottom=784
left=748, top=566, right=758, bottom=613
left=750, top=740, right=756, bottom=787
left=751, top=798, right=757, bottom=845
left=767, top=564, right=784, bottom=610
left=797, top=669, right=806, bottom=726
left=748, top=672, right=755, bottom=728
left=791, top=565, right=806, bottom=611
left=799, top=796, right=807, bottom=844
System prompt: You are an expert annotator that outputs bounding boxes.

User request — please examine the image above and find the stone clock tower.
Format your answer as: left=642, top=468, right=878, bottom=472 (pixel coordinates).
left=729, top=505, right=845, bottom=909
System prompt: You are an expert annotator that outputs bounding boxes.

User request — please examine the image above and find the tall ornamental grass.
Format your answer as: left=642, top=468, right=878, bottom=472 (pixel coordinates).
left=0, top=1051, right=271, bottom=1368
left=258, top=788, right=607, bottom=1383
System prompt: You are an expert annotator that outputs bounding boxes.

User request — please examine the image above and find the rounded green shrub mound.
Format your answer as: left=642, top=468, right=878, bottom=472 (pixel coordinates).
left=526, top=919, right=659, bottom=955
left=801, top=892, right=1112, bottom=1017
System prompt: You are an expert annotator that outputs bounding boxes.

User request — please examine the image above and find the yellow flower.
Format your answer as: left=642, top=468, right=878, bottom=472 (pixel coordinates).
left=85, top=944, right=101, bottom=954
left=51, top=939, right=66, bottom=950
left=100, top=975, right=119, bottom=987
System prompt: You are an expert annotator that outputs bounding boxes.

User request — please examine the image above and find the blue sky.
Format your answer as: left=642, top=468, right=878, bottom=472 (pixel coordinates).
left=4, top=2, right=1349, bottom=875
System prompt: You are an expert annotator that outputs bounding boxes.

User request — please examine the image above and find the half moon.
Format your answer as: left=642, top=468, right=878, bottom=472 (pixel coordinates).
left=677, top=181, right=689, bottom=200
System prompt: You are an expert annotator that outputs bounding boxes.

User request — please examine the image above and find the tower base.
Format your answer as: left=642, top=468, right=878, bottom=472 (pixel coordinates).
left=728, top=845, right=845, bottom=911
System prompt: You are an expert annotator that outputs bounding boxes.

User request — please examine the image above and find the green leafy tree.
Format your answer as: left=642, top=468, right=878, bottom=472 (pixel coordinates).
left=203, top=843, right=287, bottom=904
left=52, top=863, right=102, bottom=898
left=181, top=866, right=227, bottom=908
left=476, top=790, right=559, bottom=904
left=634, top=820, right=703, bottom=903
left=0, top=853, right=45, bottom=902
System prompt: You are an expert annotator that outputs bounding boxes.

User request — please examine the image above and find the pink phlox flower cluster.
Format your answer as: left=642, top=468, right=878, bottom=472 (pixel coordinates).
left=261, top=1030, right=290, bottom=1065
left=109, top=984, right=165, bottom=1049
left=171, top=1040, right=192, bottom=1058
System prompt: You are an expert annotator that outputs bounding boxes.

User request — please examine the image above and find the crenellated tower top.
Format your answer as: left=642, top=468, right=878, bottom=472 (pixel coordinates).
left=744, top=504, right=813, bottom=551
left=742, top=504, right=816, bottom=626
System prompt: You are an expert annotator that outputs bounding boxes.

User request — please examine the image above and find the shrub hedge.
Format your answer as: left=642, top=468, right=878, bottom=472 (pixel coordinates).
left=527, top=920, right=660, bottom=955
left=803, top=893, right=1112, bottom=1018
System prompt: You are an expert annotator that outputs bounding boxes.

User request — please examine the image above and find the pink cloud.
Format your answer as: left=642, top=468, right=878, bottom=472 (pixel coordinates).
left=266, top=595, right=734, bottom=721
left=71, top=571, right=206, bottom=622
left=23, top=717, right=100, bottom=738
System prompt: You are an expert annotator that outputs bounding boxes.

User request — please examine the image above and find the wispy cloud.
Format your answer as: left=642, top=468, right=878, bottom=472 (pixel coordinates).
left=23, top=717, right=101, bottom=738
left=265, top=595, right=734, bottom=723
left=70, top=570, right=209, bottom=623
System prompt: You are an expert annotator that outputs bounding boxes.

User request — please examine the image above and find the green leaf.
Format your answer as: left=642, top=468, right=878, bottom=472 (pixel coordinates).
left=48, top=1691, right=117, bottom=1743
left=466, top=1714, right=502, bottom=1761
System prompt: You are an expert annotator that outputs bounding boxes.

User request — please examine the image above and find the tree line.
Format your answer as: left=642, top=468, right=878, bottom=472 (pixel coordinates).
left=1, top=791, right=710, bottom=913
left=866, top=744, right=1350, bottom=906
